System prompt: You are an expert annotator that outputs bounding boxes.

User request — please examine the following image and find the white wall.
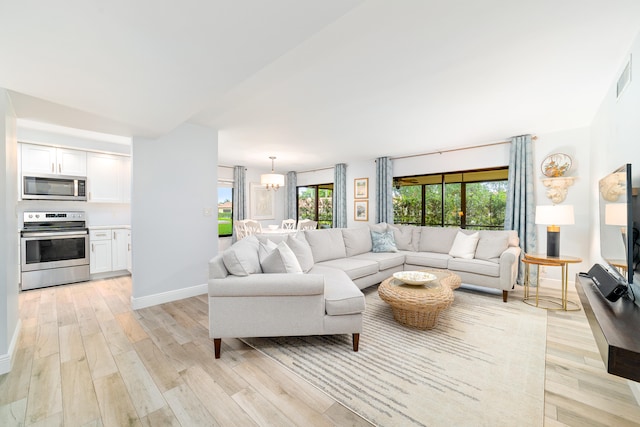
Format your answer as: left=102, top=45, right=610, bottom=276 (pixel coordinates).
left=131, top=123, right=218, bottom=308
left=534, top=127, right=592, bottom=280
left=590, top=31, right=640, bottom=301
left=17, top=127, right=131, bottom=155
left=0, top=88, right=20, bottom=374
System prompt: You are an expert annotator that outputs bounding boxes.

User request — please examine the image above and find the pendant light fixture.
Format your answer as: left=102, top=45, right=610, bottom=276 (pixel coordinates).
left=260, top=156, right=285, bottom=190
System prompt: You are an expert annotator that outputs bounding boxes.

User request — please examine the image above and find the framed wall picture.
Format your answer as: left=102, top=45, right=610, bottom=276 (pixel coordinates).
left=354, top=200, right=368, bottom=221
left=250, top=183, right=275, bottom=219
left=354, top=177, right=368, bottom=199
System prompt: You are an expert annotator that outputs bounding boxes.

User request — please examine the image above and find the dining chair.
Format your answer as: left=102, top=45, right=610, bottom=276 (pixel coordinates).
left=233, top=219, right=248, bottom=239
left=281, top=218, right=297, bottom=230
left=244, top=220, right=263, bottom=235
left=297, top=219, right=318, bottom=230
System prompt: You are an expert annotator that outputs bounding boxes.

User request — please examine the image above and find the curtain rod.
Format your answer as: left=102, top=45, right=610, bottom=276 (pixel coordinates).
left=297, top=166, right=335, bottom=174
left=389, top=136, right=537, bottom=161
left=218, top=164, right=246, bottom=170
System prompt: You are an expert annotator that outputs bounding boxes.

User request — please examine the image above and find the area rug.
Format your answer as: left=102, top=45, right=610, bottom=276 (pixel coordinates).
left=244, top=286, right=547, bottom=427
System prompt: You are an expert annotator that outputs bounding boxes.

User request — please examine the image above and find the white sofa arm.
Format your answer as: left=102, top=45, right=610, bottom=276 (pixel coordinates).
left=499, top=246, right=522, bottom=288
left=208, top=273, right=324, bottom=297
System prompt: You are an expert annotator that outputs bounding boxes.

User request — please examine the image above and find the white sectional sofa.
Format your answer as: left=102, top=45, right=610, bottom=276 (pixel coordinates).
left=208, top=223, right=521, bottom=358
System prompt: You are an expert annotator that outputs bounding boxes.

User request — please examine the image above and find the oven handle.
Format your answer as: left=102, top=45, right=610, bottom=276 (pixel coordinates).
left=21, top=231, right=88, bottom=238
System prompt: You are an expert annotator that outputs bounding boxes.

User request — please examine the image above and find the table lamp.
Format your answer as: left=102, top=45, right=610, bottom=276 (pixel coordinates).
left=535, top=205, right=575, bottom=257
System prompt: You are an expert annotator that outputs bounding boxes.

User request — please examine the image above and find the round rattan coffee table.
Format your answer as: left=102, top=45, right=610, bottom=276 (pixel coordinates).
left=378, top=269, right=458, bottom=329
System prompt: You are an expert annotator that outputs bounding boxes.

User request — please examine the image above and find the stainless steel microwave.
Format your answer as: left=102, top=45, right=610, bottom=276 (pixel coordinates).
left=22, top=174, right=87, bottom=201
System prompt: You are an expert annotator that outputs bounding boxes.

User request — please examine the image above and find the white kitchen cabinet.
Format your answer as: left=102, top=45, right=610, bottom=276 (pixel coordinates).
left=87, top=152, right=129, bottom=203
left=90, top=229, right=112, bottom=274
left=111, top=229, right=130, bottom=271
left=121, top=156, right=131, bottom=203
left=90, top=228, right=131, bottom=274
left=21, top=143, right=87, bottom=176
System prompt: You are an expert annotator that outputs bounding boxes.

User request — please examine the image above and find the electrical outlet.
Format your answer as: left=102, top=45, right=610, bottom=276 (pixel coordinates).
left=203, top=207, right=213, bottom=217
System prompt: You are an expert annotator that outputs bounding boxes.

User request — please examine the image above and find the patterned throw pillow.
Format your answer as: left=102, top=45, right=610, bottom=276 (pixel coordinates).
left=371, top=230, right=398, bottom=253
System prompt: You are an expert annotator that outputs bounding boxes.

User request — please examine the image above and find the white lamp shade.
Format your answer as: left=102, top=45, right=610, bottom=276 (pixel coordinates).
left=604, top=203, right=627, bottom=226
left=260, top=173, right=285, bottom=187
left=535, top=205, right=575, bottom=225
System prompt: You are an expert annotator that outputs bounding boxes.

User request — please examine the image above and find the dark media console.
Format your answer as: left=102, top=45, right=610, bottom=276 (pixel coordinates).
left=575, top=274, right=640, bottom=383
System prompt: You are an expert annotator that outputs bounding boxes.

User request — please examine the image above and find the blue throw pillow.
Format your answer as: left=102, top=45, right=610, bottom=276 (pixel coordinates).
left=371, top=230, right=398, bottom=253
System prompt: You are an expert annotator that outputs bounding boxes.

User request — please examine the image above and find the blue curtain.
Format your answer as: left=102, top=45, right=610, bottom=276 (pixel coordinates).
left=286, top=171, right=297, bottom=220
left=333, top=163, right=347, bottom=228
left=232, top=165, right=246, bottom=242
left=504, top=135, right=537, bottom=283
left=376, top=157, right=393, bottom=224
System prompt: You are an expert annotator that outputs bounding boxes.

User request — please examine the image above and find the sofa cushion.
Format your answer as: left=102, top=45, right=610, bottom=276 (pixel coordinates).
left=316, top=258, right=379, bottom=280
left=403, top=251, right=451, bottom=269
left=304, top=229, right=347, bottom=262
left=388, top=224, right=415, bottom=251
left=222, top=235, right=261, bottom=276
left=351, top=252, right=405, bottom=271
left=260, top=241, right=303, bottom=274
left=475, top=235, right=509, bottom=262
left=286, top=233, right=315, bottom=273
left=342, top=227, right=372, bottom=257
left=479, top=229, right=519, bottom=247
left=309, top=265, right=366, bottom=315
left=368, top=222, right=389, bottom=233
left=418, top=227, right=459, bottom=254
left=449, top=231, right=479, bottom=259
left=448, top=258, right=500, bottom=277
left=371, top=230, right=398, bottom=253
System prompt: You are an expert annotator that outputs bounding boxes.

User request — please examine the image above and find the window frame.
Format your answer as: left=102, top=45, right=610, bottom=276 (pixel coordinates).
left=296, top=183, right=334, bottom=228
left=393, top=167, right=509, bottom=230
left=217, top=181, right=234, bottom=237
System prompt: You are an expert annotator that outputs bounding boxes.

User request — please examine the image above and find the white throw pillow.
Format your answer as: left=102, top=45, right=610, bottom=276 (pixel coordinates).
left=261, top=241, right=303, bottom=274
left=448, top=231, right=480, bottom=259
left=222, top=235, right=261, bottom=276
left=258, top=240, right=278, bottom=263
left=286, top=233, right=315, bottom=273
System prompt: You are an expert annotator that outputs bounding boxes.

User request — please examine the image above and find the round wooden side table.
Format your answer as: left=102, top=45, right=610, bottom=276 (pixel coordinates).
left=523, top=253, right=582, bottom=311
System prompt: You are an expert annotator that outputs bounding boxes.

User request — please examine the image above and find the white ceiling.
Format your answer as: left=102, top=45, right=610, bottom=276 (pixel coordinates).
left=2, top=0, right=640, bottom=171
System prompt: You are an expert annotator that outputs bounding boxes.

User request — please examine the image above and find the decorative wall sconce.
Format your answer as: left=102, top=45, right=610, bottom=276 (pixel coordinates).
left=542, top=176, right=576, bottom=204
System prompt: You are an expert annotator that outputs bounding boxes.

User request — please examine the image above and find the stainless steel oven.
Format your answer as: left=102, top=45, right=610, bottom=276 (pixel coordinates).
left=20, top=211, right=90, bottom=290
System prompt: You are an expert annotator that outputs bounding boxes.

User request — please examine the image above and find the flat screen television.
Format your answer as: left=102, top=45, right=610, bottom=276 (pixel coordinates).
left=597, top=164, right=638, bottom=292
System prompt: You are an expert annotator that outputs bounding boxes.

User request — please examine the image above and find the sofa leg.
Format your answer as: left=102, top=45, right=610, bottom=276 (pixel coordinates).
left=502, top=291, right=508, bottom=303
left=352, top=333, right=360, bottom=352
left=214, top=338, right=221, bottom=359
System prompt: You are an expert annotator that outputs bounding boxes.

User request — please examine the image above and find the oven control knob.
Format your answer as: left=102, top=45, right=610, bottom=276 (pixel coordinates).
left=35, top=214, right=40, bottom=219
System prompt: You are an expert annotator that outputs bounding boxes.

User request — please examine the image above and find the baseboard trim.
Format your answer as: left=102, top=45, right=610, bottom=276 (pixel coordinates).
left=130, top=283, right=208, bottom=310
left=0, top=319, right=22, bottom=375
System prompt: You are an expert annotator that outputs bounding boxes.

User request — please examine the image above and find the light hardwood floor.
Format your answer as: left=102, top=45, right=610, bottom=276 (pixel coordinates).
left=1, top=276, right=639, bottom=426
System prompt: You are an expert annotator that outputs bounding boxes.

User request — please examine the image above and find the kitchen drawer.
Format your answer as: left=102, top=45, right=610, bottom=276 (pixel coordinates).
left=90, top=229, right=112, bottom=241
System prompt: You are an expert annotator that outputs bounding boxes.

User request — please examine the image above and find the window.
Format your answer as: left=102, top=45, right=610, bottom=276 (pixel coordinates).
left=218, top=182, right=233, bottom=237
left=297, top=183, right=333, bottom=228
left=393, top=168, right=508, bottom=230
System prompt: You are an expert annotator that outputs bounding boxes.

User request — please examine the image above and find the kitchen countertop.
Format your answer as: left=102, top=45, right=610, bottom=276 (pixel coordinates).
left=88, top=225, right=131, bottom=230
